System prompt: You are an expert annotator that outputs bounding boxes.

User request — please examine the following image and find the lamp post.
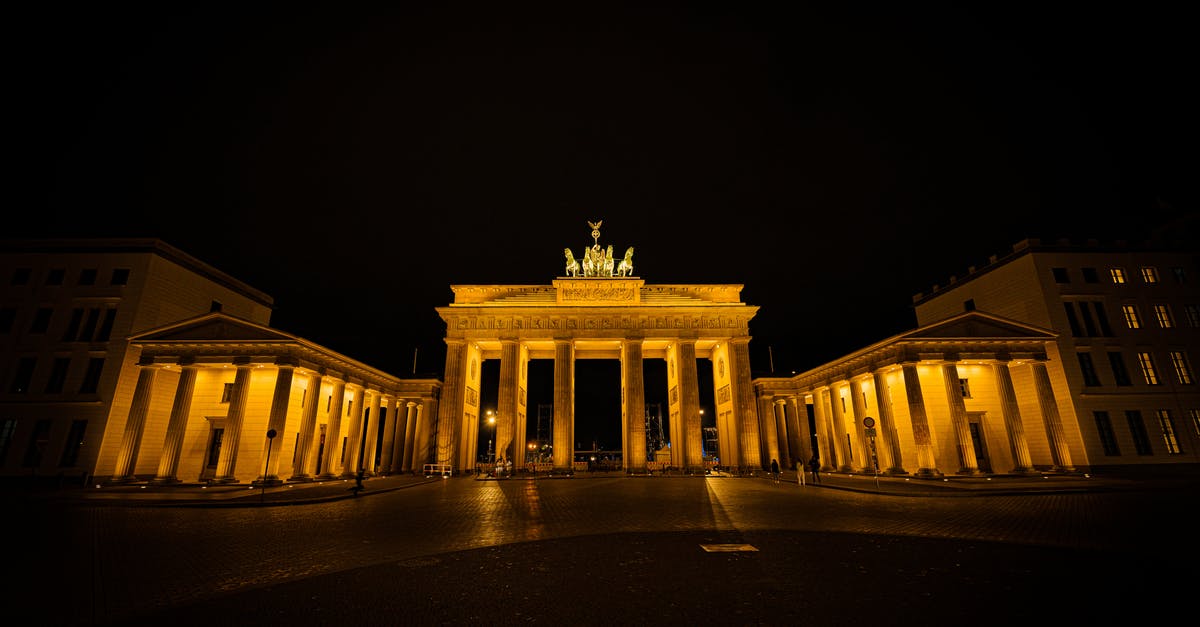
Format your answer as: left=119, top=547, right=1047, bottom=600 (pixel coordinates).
left=486, top=410, right=496, bottom=465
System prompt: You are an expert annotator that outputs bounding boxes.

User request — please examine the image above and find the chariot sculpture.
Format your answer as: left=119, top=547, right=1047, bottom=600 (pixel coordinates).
left=562, top=220, right=635, bottom=278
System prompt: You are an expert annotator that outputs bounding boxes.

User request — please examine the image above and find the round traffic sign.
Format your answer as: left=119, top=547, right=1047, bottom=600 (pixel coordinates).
left=862, top=416, right=875, bottom=428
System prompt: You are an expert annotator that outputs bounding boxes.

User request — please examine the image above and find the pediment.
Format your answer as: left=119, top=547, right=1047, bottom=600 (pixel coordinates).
left=901, top=311, right=1055, bottom=340
left=131, top=313, right=296, bottom=343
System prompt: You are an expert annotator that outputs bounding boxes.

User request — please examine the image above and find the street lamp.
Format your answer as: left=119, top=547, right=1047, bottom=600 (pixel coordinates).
left=486, top=410, right=496, bottom=464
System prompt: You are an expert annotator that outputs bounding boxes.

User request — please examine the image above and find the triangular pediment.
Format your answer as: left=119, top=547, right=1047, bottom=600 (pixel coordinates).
left=130, top=312, right=297, bottom=343
left=901, top=311, right=1055, bottom=341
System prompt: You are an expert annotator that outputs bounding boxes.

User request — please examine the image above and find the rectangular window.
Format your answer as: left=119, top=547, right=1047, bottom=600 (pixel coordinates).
left=963, top=298, right=976, bottom=311
left=10, top=357, right=36, bottom=393
left=210, top=300, right=223, bottom=312
left=959, top=378, right=971, bottom=398
left=1052, top=267, right=1070, bottom=283
left=1122, top=305, right=1142, bottom=329
left=1078, top=303, right=1098, bottom=336
left=1077, top=353, right=1101, bottom=386
left=95, top=309, right=117, bottom=342
left=1140, top=266, right=1159, bottom=283
left=221, top=382, right=234, bottom=403
left=0, top=308, right=14, bottom=333
left=1153, top=304, right=1174, bottom=328
left=79, top=357, right=104, bottom=394
left=45, top=268, right=65, bottom=286
left=1137, top=352, right=1160, bottom=385
left=29, top=307, right=52, bottom=334
left=110, top=268, right=130, bottom=285
left=1191, top=409, right=1200, bottom=437
left=62, top=308, right=83, bottom=341
left=11, top=268, right=32, bottom=285
left=1093, top=303, right=1113, bottom=336
left=22, top=419, right=51, bottom=467
left=0, top=418, right=15, bottom=466
left=1110, top=267, right=1126, bottom=284
left=1171, top=267, right=1186, bottom=284
left=45, top=357, right=70, bottom=393
left=1155, top=410, right=1181, bottom=454
left=59, top=419, right=88, bottom=467
left=1093, top=411, right=1120, bottom=456
left=1169, top=351, right=1194, bottom=384
left=78, top=268, right=97, bottom=286
left=1126, top=410, right=1153, bottom=455
left=79, top=309, right=100, bottom=341
left=1082, top=267, right=1099, bottom=283
left=1186, top=305, right=1200, bottom=328
left=1063, top=303, right=1083, bottom=336
left=1108, top=352, right=1132, bottom=386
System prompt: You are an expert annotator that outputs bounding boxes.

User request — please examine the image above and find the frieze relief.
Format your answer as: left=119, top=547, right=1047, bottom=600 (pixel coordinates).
left=446, top=313, right=750, bottom=333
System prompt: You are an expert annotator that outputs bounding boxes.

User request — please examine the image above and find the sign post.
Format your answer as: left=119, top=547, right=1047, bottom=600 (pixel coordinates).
left=863, top=417, right=879, bottom=489
left=260, top=428, right=277, bottom=504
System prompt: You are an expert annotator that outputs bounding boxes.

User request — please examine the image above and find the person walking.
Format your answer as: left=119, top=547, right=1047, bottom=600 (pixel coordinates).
left=808, top=455, right=821, bottom=484
left=797, top=461, right=806, bottom=486
left=770, top=458, right=780, bottom=483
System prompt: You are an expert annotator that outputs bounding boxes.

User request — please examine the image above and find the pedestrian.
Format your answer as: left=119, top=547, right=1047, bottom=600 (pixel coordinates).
left=770, top=458, right=780, bottom=482
left=350, top=468, right=365, bottom=496
left=797, top=462, right=806, bottom=486
left=808, top=455, right=821, bottom=484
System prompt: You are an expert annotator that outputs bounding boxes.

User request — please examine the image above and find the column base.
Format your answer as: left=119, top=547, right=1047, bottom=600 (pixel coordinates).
left=251, top=477, right=284, bottom=488
left=287, top=474, right=316, bottom=483
left=913, top=468, right=944, bottom=478
left=148, top=477, right=181, bottom=486
left=209, top=476, right=239, bottom=485
left=883, top=468, right=909, bottom=476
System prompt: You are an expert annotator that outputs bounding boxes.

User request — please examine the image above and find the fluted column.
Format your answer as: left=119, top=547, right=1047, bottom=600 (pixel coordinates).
left=993, top=360, right=1035, bottom=473
left=342, top=385, right=366, bottom=476
left=361, top=389, right=383, bottom=475
left=289, top=371, right=323, bottom=481
left=553, top=339, right=575, bottom=472
left=812, top=387, right=832, bottom=469
left=152, top=362, right=199, bottom=484
left=848, top=378, right=871, bottom=472
left=941, top=361, right=979, bottom=474
left=623, top=337, right=647, bottom=472
left=678, top=340, right=703, bottom=472
left=256, top=362, right=295, bottom=486
left=828, top=383, right=853, bottom=472
left=417, top=398, right=437, bottom=470
left=901, top=362, right=940, bottom=476
left=759, top=395, right=780, bottom=469
left=729, top=339, right=761, bottom=470
left=111, top=361, right=158, bottom=483
left=1031, top=360, right=1076, bottom=472
left=496, top=340, right=520, bottom=465
left=317, top=378, right=346, bottom=480
left=402, top=401, right=418, bottom=472
left=435, top=340, right=467, bottom=470
left=785, top=396, right=808, bottom=465
left=213, top=360, right=253, bottom=484
left=872, top=368, right=904, bottom=474
left=381, top=395, right=400, bottom=474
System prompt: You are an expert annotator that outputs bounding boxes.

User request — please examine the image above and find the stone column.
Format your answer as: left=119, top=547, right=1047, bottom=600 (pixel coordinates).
left=758, top=395, right=780, bottom=469
left=361, top=389, right=383, bottom=475
left=828, top=382, right=853, bottom=472
left=993, top=360, right=1035, bottom=473
left=623, top=337, right=647, bottom=472
left=847, top=378, right=871, bottom=472
left=872, top=368, right=904, bottom=474
left=402, top=401, right=418, bottom=472
left=901, top=362, right=940, bottom=477
left=382, top=395, right=401, bottom=474
left=417, top=397, right=437, bottom=471
left=729, top=338, right=761, bottom=470
left=344, top=385, right=367, bottom=476
left=435, top=340, right=467, bottom=471
left=496, top=339, right=520, bottom=466
left=678, top=340, right=703, bottom=472
left=289, top=371, right=323, bottom=481
left=1031, top=359, right=1076, bottom=472
left=112, top=361, right=158, bottom=483
left=774, top=399, right=792, bottom=468
left=812, top=387, right=832, bottom=469
left=213, top=359, right=253, bottom=484
left=257, top=362, right=295, bottom=486
left=317, top=378, right=346, bottom=480
left=941, top=361, right=979, bottom=474
left=152, top=362, right=199, bottom=484
left=553, top=339, right=575, bottom=473
left=785, top=396, right=808, bottom=465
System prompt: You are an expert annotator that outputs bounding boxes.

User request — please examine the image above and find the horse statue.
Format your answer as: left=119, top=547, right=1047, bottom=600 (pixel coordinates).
left=616, top=246, right=634, bottom=277
left=564, top=248, right=581, bottom=277
left=603, top=245, right=615, bottom=276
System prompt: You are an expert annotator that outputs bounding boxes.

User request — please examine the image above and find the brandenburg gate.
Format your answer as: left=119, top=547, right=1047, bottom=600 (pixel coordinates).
left=433, top=222, right=762, bottom=474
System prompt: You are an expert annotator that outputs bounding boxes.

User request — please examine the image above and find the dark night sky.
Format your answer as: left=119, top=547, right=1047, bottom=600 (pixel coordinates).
left=9, top=5, right=1196, bottom=443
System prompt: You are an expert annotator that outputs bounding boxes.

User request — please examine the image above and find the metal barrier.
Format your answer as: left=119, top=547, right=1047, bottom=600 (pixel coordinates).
left=423, top=463, right=452, bottom=478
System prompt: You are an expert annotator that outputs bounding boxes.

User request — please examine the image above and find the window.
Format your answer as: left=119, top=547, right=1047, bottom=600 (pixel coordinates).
left=45, top=268, right=65, bottom=286
left=1110, top=267, right=1126, bottom=284
left=79, top=357, right=104, bottom=394
left=1093, top=303, right=1113, bottom=336
left=10, top=268, right=32, bottom=285
left=1108, top=352, right=1132, bottom=386
left=1153, top=304, right=1174, bottom=328
left=1140, top=266, right=1159, bottom=283
left=1186, top=305, right=1200, bottom=328
left=1122, top=305, right=1142, bottom=329
left=29, top=307, right=52, bottom=334
left=963, top=298, right=976, bottom=311
left=1126, top=411, right=1152, bottom=455
left=62, top=308, right=83, bottom=341
left=1094, top=411, right=1120, bottom=456
left=1082, top=267, right=1099, bottom=283
left=0, top=419, right=15, bottom=466
left=1169, top=351, right=1194, bottom=384
left=0, top=308, right=14, bottom=333
left=959, top=378, right=972, bottom=398
left=1171, top=267, right=1186, bottom=284
left=22, top=419, right=51, bottom=467
left=1191, top=409, right=1200, bottom=437
left=1078, top=303, right=1099, bottom=336
left=221, top=383, right=234, bottom=403
left=1137, top=352, right=1160, bottom=385
left=10, top=357, right=36, bottom=393
left=45, top=357, right=70, bottom=393
left=1077, top=354, right=1101, bottom=386
left=1063, top=303, right=1083, bottom=336
left=210, top=300, right=223, bottom=312
left=79, top=309, right=100, bottom=341
left=78, top=268, right=97, bottom=286
left=1156, top=410, right=1181, bottom=454
left=110, top=268, right=130, bottom=285
left=96, top=309, right=116, bottom=342
left=1052, top=267, right=1070, bottom=283
left=59, top=420, right=88, bottom=467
